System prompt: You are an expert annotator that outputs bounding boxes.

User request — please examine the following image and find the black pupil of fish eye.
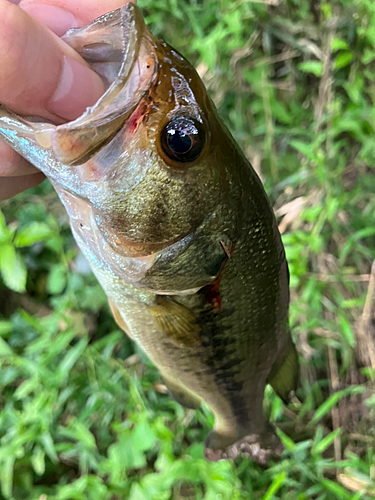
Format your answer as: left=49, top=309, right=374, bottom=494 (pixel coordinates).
left=168, top=131, right=192, bottom=154
left=161, top=117, right=204, bottom=163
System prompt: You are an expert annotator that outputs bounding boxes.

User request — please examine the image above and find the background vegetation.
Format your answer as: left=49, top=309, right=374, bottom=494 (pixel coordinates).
left=1, top=0, right=375, bottom=497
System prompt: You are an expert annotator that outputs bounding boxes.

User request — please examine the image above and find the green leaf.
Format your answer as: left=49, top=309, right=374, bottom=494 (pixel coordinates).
left=331, top=38, right=348, bottom=51
left=261, top=472, right=286, bottom=500
left=47, top=264, right=67, bottom=295
left=31, top=446, right=45, bottom=476
left=290, top=140, right=316, bottom=161
left=106, top=432, right=145, bottom=475
left=58, top=337, right=88, bottom=378
left=40, top=432, right=58, bottom=463
left=334, top=51, right=353, bottom=70
left=321, top=479, right=353, bottom=500
left=362, top=48, right=375, bottom=64
left=132, top=417, right=157, bottom=452
left=129, top=483, right=149, bottom=500
left=310, top=386, right=365, bottom=425
left=321, top=3, right=332, bottom=19
left=339, top=314, right=356, bottom=347
left=276, top=427, right=295, bottom=451
left=0, top=456, right=14, bottom=499
left=14, top=378, right=38, bottom=399
left=312, top=428, right=342, bottom=455
left=298, top=61, right=323, bottom=77
left=0, top=211, right=11, bottom=244
left=0, top=337, right=14, bottom=357
left=60, top=419, right=97, bottom=450
left=0, top=244, right=27, bottom=292
left=14, top=221, right=52, bottom=247
left=0, top=321, right=12, bottom=337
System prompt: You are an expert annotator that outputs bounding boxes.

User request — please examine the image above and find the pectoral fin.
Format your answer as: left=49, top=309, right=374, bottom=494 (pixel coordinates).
left=108, top=298, right=133, bottom=340
left=148, top=297, right=201, bottom=348
left=267, top=340, right=299, bottom=403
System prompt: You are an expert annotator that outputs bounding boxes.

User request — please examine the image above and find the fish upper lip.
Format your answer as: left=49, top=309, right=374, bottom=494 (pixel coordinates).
left=44, top=3, right=158, bottom=166
left=62, top=3, right=145, bottom=92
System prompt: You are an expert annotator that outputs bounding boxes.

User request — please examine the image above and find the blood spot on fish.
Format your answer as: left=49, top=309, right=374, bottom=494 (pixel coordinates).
left=127, top=101, right=149, bottom=135
left=205, top=276, right=222, bottom=313
left=203, top=240, right=236, bottom=313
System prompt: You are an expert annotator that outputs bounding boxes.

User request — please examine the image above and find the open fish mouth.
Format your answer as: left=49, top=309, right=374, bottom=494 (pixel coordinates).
left=12, top=3, right=158, bottom=167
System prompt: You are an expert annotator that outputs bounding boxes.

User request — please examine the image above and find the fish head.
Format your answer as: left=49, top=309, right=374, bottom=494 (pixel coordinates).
left=63, top=4, right=238, bottom=262
left=88, top=40, right=224, bottom=261
left=0, top=3, right=244, bottom=292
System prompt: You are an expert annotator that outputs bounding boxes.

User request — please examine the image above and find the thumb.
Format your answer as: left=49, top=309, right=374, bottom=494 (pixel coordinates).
left=0, top=0, right=105, bottom=122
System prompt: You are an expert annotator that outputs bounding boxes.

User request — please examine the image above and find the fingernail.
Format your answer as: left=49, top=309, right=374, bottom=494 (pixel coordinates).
left=47, top=57, right=105, bottom=121
left=20, top=3, right=79, bottom=36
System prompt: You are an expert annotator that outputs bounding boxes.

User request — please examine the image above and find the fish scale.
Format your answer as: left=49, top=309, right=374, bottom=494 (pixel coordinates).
left=0, top=3, right=298, bottom=462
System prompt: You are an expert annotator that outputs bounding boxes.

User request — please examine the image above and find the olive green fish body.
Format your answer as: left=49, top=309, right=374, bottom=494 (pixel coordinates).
left=0, top=4, right=298, bottom=460
left=89, top=135, right=294, bottom=454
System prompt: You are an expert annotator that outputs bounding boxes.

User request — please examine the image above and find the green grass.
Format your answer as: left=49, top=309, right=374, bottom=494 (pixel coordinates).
left=1, top=0, right=375, bottom=498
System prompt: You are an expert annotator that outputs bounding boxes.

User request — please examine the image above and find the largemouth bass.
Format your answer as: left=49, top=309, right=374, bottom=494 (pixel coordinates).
left=0, top=4, right=298, bottom=462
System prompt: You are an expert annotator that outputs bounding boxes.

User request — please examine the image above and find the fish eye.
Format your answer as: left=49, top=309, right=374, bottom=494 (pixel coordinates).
left=161, top=117, right=205, bottom=163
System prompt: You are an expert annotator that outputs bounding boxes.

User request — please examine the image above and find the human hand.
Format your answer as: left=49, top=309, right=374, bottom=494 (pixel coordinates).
left=0, top=0, right=134, bottom=200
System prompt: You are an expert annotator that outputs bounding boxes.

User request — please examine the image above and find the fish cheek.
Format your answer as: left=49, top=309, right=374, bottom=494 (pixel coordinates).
left=95, top=163, right=214, bottom=249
